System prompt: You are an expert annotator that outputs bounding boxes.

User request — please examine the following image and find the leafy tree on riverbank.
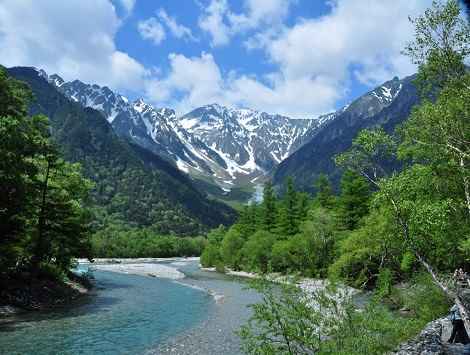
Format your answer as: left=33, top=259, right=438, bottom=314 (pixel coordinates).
left=0, top=69, right=92, bottom=277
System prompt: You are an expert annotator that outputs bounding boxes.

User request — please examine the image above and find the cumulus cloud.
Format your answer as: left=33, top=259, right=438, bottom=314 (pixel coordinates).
left=158, top=9, right=197, bottom=41
left=198, top=0, right=232, bottom=46
left=118, top=0, right=136, bottom=13
left=0, top=0, right=147, bottom=90
left=148, top=0, right=432, bottom=117
left=144, top=52, right=339, bottom=117
left=0, top=0, right=434, bottom=118
left=265, top=0, right=430, bottom=87
left=145, top=52, right=225, bottom=111
left=138, top=9, right=197, bottom=46
left=198, top=0, right=294, bottom=47
left=229, top=0, right=293, bottom=31
left=138, top=17, right=166, bottom=45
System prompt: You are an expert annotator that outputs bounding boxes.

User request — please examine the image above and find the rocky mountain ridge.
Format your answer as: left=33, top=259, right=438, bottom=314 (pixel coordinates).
left=273, top=75, right=415, bottom=191
left=38, top=69, right=321, bottom=192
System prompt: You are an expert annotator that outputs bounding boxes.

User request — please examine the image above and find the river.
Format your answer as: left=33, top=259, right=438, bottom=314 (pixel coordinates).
left=0, top=259, right=260, bottom=355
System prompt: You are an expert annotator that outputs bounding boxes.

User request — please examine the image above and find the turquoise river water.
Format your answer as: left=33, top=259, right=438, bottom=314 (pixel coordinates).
left=0, top=260, right=260, bottom=355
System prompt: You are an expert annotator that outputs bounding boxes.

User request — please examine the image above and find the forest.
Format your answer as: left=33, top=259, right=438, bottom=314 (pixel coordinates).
left=200, top=1, right=470, bottom=353
left=0, top=68, right=93, bottom=304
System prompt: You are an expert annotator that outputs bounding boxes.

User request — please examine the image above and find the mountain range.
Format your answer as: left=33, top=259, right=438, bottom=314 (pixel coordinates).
left=14, top=66, right=420, bottom=206
left=37, top=70, right=327, bottom=194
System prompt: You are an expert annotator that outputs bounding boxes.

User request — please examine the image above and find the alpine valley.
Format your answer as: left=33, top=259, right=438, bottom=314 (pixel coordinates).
left=30, top=68, right=417, bottom=202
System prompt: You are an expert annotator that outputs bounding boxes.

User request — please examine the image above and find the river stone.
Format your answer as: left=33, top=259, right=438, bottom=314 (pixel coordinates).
left=0, top=305, right=21, bottom=316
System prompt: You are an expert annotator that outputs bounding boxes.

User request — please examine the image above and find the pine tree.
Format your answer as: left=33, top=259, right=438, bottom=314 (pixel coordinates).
left=338, top=170, right=370, bottom=230
left=296, top=192, right=311, bottom=222
left=261, top=181, right=277, bottom=232
left=238, top=204, right=257, bottom=237
left=279, top=177, right=299, bottom=236
left=313, top=174, right=335, bottom=209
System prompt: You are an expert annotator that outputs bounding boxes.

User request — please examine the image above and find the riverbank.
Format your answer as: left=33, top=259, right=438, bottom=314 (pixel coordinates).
left=0, top=270, right=92, bottom=316
left=201, top=266, right=358, bottom=302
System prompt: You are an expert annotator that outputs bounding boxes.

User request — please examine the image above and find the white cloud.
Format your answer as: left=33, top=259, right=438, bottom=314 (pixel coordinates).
left=144, top=52, right=338, bottom=117
left=138, top=9, right=197, bottom=46
left=149, top=0, right=433, bottom=118
left=0, top=0, right=147, bottom=90
left=145, top=52, right=225, bottom=111
left=158, top=9, right=197, bottom=41
left=265, top=0, right=430, bottom=87
left=118, top=0, right=135, bottom=13
left=229, top=0, right=293, bottom=31
left=198, top=0, right=294, bottom=47
left=0, top=0, right=434, bottom=118
left=198, top=0, right=232, bottom=46
left=138, top=17, right=166, bottom=45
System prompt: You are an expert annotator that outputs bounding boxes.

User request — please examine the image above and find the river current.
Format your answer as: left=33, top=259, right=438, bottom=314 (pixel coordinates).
left=0, top=259, right=259, bottom=355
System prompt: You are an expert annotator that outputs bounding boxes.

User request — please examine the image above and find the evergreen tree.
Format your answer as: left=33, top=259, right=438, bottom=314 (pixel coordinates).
left=261, top=181, right=277, bottom=232
left=238, top=204, right=257, bottom=237
left=338, top=170, right=370, bottom=230
left=279, top=177, right=300, bottom=236
left=296, top=192, right=311, bottom=222
left=313, top=173, right=335, bottom=209
left=0, top=68, right=93, bottom=275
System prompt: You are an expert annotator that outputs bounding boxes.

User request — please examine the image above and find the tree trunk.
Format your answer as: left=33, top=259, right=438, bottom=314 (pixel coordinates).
left=460, top=155, right=470, bottom=219
left=415, top=253, right=470, bottom=336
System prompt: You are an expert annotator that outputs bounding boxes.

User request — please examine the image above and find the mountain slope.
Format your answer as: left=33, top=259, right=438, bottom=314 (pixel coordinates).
left=273, top=75, right=419, bottom=191
left=39, top=72, right=321, bottom=192
left=8, top=66, right=236, bottom=235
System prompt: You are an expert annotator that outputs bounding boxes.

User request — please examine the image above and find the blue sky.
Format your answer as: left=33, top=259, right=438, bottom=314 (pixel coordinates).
left=0, top=0, right=435, bottom=117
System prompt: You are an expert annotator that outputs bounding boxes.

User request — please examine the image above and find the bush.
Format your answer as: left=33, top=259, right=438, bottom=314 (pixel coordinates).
left=200, top=243, right=222, bottom=267
left=271, top=240, right=294, bottom=273
left=221, top=228, right=244, bottom=269
left=241, top=230, right=276, bottom=272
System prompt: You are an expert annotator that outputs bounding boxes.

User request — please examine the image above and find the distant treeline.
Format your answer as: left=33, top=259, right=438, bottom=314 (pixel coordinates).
left=91, top=223, right=206, bottom=258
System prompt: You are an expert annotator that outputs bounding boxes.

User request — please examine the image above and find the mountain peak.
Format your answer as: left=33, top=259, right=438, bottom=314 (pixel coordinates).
left=49, top=74, right=65, bottom=87
left=133, top=98, right=151, bottom=113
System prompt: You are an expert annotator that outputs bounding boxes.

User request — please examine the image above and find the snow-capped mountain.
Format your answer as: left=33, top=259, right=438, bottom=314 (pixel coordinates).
left=39, top=70, right=321, bottom=191
left=178, top=104, right=316, bottom=184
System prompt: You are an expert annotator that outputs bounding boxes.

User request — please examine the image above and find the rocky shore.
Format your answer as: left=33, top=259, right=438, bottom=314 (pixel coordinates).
left=392, top=317, right=468, bottom=355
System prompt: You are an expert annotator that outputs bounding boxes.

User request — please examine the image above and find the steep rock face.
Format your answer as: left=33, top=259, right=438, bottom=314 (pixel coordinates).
left=273, top=75, right=419, bottom=191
